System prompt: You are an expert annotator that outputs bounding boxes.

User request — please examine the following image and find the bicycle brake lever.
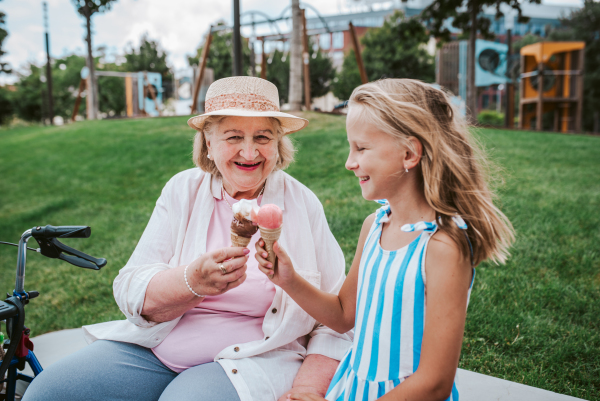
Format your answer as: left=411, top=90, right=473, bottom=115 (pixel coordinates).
left=35, top=237, right=106, bottom=269
left=59, top=253, right=101, bottom=270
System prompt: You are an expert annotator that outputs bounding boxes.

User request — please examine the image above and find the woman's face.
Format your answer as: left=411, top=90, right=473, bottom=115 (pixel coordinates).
left=207, top=116, right=279, bottom=196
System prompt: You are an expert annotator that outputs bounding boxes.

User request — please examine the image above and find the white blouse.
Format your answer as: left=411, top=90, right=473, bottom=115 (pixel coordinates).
left=83, top=168, right=353, bottom=401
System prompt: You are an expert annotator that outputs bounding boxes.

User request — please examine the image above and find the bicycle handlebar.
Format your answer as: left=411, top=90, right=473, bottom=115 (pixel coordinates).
left=31, top=225, right=91, bottom=239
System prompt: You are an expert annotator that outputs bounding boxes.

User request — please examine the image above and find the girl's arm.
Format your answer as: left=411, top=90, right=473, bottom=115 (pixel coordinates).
left=277, top=354, right=339, bottom=400
left=256, top=213, right=376, bottom=334
left=378, top=231, right=473, bottom=401
left=288, top=231, right=472, bottom=401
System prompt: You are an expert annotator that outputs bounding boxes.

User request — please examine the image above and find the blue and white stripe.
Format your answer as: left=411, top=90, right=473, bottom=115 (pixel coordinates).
left=325, top=204, right=474, bottom=401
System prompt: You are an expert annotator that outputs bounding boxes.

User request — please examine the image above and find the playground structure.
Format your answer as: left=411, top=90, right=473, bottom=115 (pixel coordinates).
left=519, top=41, right=585, bottom=133
left=174, top=67, right=214, bottom=115
left=437, top=39, right=511, bottom=117
left=437, top=39, right=586, bottom=133
left=71, top=69, right=163, bottom=121
left=191, top=5, right=369, bottom=114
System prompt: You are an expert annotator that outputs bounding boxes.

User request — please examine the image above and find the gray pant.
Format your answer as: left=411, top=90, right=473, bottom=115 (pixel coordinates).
left=22, top=340, right=241, bottom=401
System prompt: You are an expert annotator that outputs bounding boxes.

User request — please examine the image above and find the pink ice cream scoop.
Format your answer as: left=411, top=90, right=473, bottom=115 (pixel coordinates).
left=256, top=204, right=283, bottom=229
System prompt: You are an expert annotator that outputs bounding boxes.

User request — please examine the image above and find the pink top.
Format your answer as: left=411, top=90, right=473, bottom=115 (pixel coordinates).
left=152, top=191, right=276, bottom=372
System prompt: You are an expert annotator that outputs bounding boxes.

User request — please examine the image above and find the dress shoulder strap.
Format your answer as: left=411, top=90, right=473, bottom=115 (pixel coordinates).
left=373, top=200, right=474, bottom=266
left=401, top=214, right=474, bottom=266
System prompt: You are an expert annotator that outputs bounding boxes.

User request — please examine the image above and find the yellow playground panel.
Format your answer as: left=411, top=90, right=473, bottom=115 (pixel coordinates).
left=519, top=41, right=585, bottom=133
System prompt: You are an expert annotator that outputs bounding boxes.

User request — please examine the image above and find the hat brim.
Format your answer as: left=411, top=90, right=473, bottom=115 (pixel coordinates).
left=187, top=109, right=308, bottom=135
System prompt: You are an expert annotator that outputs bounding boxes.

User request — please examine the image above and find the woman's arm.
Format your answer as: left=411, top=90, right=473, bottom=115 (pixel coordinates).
left=115, top=172, right=249, bottom=325
left=256, top=214, right=375, bottom=334
left=141, top=247, right=250, bottom=322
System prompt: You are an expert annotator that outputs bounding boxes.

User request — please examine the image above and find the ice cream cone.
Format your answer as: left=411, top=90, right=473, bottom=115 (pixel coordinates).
left=259, top=226, right=282, bottom=270
left=231, top=232, right=252, bottom=248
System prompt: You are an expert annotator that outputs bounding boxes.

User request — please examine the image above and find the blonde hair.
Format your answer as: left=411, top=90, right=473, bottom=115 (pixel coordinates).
left=193, top=116, right=296, bottom=178
left=349, top=79, right=514, bottom=266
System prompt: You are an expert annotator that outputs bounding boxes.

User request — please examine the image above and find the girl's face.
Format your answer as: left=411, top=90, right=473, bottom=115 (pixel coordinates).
left=207, top=116, right=279, bottom=195
left=345, top=108, right=408, bottom=201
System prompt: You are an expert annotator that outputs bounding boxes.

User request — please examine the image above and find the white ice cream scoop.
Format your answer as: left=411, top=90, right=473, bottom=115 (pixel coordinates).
left=232, top=198, right=260, bottom=221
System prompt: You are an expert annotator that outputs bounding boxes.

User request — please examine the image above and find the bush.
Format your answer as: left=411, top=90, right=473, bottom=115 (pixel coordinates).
left=478, top=110, right=504, bottom=126
left=0, top=85, right=13, bottom=125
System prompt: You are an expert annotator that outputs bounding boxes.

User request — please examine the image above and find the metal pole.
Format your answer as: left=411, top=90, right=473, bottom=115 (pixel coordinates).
left=467, top=4, right=478, bottom=124
left=191, top=26, right=213, bottom=114
left=349, top=22, right=368, bottom=84
left=72, top=78, right=86, bottom=122
left=288, top=0, right=303, bottom=111
left=504, top=28, right=513, bottom=128
left=15, top=230, right=33, bottom=294
left=536, top=59, right=543, bottom=131
left=233, top=0, right=242, bottom=76
left=301, top=9, right=311, bottom=110
left=260, top=38, right=267, bottom=79
left=84, top=6, right=97, bottom=120
left=43, top=2, right=54, bottom=125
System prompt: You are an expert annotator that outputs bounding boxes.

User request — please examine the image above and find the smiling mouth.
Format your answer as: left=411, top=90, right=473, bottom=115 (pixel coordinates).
left=234, top=161, right=261, bottom=167
left=359, top=176, right=370, bottom=184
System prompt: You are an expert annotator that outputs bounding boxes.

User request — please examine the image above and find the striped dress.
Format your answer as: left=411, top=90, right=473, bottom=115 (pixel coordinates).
left=326, top=203, right=475, bottom=401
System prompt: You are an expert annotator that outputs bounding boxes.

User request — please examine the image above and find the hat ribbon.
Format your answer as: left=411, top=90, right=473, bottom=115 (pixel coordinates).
left=205, top=93, right=279, bottom=113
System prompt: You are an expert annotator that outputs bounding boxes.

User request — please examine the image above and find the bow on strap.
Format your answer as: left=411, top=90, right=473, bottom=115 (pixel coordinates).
left=400, top=215, right=469, bottom=234
left=375, top=204, right=392, bottom=225
left=401, top=221, right=438, bottom=233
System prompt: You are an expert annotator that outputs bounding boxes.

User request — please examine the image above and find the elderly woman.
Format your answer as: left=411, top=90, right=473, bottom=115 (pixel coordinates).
left=22, top=77, right=352, bottom=401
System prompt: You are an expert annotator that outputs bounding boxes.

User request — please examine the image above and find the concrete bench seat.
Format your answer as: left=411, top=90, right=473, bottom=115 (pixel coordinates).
left=15, top=329, right=587, bottom=401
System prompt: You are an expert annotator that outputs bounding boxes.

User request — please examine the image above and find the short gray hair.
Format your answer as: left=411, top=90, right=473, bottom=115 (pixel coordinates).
left=192, top=116, right=296, bottom=178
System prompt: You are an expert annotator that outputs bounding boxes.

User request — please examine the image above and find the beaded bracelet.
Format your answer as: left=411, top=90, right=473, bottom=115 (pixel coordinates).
left=184, top=265, right=205, bottom=297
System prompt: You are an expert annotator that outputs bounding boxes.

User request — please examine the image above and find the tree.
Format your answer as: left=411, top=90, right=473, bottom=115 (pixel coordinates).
left=0, top=0, right=10, bottom=74
left=420, top=0, right=540, bottom=123
left=331, top=50, right=362, bottom=100
left=188, top=24, right=251, bottom=81
left=71, top=0, right=118, bottom=119
left=265, top=41, right=334, bottom=105
left=0, top=0, right=11, bottom=125
left=512, top=33, right=542, bottom=54
left=362, top=11, right=434, bottom=82
left=308, top=42, right=335, bottom=99
left=332, top=11, right=435, bottom=100
left=0, top=86, right=12, bottom=124
left=124, top=35, right=173, bottom=99
left=11, top=64, right=45, bottom=122
left=10, top=56, right=86, bottom=122
left=266, top=49, right=290, bottom=105
left=51, top=55, right=87, bottom=119
left=553, top=0, right=600, bottom=133
left=124, top=35, right=170, bottom=77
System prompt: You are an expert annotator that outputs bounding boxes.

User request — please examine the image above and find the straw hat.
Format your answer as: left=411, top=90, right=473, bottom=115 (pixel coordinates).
left=187, top=76, right=308, bottom=135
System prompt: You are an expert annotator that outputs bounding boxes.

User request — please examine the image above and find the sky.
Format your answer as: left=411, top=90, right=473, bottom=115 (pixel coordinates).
left=0, top=0, right=585, bottom=84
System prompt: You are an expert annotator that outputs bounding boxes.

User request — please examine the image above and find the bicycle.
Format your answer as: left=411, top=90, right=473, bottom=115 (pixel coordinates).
left=0, top=225, right=106, bottom=401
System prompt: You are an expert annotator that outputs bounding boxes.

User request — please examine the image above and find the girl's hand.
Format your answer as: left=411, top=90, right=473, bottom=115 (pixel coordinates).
left=255, top=239, right=297, bottom=289
left=278, top=386, right=324, bottom=401
left=188, top=247, right=249, bottom=296
left=287, top=393, right=326, bottom=401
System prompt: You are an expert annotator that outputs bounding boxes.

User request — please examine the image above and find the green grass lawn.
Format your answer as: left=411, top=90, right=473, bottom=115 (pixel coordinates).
left=1, top=113, right=598, bottom=399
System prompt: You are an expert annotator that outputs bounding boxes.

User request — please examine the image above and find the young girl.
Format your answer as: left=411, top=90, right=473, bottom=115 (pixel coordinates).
left=255, top=79, right=514, bottom=401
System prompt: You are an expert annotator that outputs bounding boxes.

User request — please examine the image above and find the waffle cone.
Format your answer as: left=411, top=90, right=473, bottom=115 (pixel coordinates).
left=231, top=232, right=252, bottom=248
left=259, top=226, right=282, bottom=269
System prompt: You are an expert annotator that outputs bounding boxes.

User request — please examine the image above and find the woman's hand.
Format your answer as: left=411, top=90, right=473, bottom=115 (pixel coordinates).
left=189, top=247, right=250, bottom=296
left=255, top=239, right=297, bottom=290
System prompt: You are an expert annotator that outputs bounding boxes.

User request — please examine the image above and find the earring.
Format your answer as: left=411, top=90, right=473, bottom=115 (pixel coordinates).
left=207, top=154, right=211, bottom=159
left=405, top=167, right=409, bottom=173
